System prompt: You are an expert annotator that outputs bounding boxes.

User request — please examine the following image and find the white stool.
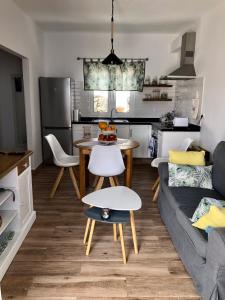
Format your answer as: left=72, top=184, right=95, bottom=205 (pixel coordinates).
left=45, top=134, right=80, bottom=199
left=82, top=186, right=142, bottom=263
left=151, top=137, right=194, bottom=202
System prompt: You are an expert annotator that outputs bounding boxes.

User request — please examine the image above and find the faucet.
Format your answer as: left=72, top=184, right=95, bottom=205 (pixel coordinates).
left=110, top=108, right=117, bottom=122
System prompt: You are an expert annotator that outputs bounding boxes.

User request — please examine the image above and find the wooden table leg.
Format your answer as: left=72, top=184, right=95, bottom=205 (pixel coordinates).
left=79, top=149, right=86, bottom=198
left=124, top=149, right=133, bottom=188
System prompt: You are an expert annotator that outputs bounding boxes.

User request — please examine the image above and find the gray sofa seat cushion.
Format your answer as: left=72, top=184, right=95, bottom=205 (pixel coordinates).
left=212, top=141, right=225, bottom=198
left=176, top=206, right=208, bottom=258
left=162, top=184, right=224, bottom=211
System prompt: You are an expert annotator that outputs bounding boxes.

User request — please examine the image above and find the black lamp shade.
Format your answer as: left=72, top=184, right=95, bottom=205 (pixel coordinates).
left=102, top=51, right=123, bottom=65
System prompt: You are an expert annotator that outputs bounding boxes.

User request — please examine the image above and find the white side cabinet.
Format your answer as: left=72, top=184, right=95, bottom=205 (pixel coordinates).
left=130, top=125, right=151, bottom=158
left=116, top=125, right=130, bottom=139
left=157, top=131, right=200, bottom=157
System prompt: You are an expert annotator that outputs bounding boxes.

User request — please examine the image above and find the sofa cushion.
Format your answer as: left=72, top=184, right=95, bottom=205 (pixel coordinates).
left=176, top=206, right=208, bottom=258
left=161, top=184, right=224, bottom=211
left=212, top=141, right=225, bottom=198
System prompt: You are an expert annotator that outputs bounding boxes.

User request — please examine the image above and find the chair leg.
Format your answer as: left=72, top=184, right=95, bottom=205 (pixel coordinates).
left=152, top=183, right=160, bottom=202
left=113, top=176, right=119, bottom=186
left=69, top=167, right=81, bottom=200
left=86, top=219, right=96, bottom=256
left=152, top=176, right=160, bottom=191
left=50, top=167, right=64, bottom=198
left=118, top=224, right=126, bottom=264
left=95, top=176, right=104, bottom=191
left=109, top=176, right=116, bottom=187
left=113, top=224, right=117, bottom=241
left=130, top=211, right=138, bottom=254
left=92, top=176, right=99, bottom=188
left=83, top=218, right=91, bottom=245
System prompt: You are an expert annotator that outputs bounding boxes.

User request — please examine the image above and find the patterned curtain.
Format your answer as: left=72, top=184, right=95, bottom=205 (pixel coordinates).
left=83, top=59, right=145, bottom=91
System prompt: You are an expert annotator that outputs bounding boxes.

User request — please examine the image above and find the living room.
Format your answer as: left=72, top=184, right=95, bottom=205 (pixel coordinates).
left=0, top=0, right=225, bottom=299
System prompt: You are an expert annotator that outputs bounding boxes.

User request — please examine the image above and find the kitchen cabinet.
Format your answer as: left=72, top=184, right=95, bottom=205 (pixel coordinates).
left=73, top=124, right=99, bottom=155
left=116, top=125, right=130, bottom=139
left=130, top=125, right=151, bottom=158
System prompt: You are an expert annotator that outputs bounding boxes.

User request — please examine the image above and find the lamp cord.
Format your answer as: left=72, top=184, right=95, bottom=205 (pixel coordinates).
left=111, top=0, right=114, bottom=53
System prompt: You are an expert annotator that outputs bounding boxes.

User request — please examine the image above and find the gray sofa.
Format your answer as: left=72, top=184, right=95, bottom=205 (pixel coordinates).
left=158, top=141, right=225, bottom=300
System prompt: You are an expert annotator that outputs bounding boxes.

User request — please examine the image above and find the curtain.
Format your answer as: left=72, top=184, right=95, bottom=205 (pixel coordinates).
left=83, top=59, right=145, bottom=91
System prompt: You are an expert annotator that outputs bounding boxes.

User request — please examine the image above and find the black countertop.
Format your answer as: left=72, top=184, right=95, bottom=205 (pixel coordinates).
left=73, top=117, right=201, bottom=132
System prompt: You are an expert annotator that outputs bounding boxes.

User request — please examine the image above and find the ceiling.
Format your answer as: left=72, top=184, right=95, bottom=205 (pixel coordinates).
left=14, top=0, right=223, bottom=33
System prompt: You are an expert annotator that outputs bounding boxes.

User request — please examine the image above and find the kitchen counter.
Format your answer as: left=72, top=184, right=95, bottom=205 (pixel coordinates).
left=0, top=150, right=33, bottom=179
left=73, top=117, right=201, bottom=132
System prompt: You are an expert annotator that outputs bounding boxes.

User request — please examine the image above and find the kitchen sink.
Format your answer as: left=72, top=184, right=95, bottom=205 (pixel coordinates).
left=111, top=119, right=129, bottom=123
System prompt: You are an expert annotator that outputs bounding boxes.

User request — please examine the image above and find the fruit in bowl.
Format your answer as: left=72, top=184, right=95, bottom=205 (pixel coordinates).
left=98, top=133, right=117, bottom=142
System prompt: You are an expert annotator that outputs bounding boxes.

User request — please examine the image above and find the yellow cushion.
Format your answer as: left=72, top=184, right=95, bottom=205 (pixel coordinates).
left=193, top=205, right=225, bottom=230
left=169, top=150, right=205, bottom=166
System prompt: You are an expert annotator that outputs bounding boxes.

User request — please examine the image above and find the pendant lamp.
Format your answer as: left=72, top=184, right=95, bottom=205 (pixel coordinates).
left=102, top=0, right=123, bottom=65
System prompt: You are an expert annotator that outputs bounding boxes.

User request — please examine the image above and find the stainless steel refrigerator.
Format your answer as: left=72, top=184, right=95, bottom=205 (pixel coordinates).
left=39, top=77, right=75, bottom=164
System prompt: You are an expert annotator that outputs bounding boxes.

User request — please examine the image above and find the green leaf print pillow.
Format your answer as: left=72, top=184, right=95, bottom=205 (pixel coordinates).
left=168, top=163, right=213, bottom=189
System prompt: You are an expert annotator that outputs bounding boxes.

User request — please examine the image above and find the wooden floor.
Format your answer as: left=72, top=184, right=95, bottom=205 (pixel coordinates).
left=2, top=160, right=200, bottom=299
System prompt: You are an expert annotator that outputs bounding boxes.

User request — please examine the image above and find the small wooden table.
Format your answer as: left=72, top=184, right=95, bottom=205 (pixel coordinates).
left=73, top=138, right=139, bottom=198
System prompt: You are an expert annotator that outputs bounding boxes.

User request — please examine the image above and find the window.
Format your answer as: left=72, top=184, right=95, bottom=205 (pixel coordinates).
left=115, top=91, right=130, bottom=113
left=93, top=91, right=108, bottom=112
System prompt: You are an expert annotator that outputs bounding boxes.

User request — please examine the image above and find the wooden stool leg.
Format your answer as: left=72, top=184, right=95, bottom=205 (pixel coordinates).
left=113, top=224, right=117, bottom=241
left=50, top=167, right=64, bottom=198
left=118, top=224, right=126, bottom=264
left=95, top=177, right=104, bottom=191
left=86, top=220, right=96, bottom=256
left=152, top=176, right=160, bottom=191
left=130, top=211, right=138, bottom=254
left=152, top=183, right=160, bottom=202
left=83, top=218, right=91, bottom=245
left=113, top=176, right=119, bottom=186
left=69, top=167, right=81, bottom=199
left=109, top=176, right=116, bottom=187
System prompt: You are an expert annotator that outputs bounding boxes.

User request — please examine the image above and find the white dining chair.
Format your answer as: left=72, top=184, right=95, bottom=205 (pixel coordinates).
left=84, top=144, right=125, bottom=244
left=45, top=134, right=81, bottom=199
left=151, top=137, right=194, bottom=202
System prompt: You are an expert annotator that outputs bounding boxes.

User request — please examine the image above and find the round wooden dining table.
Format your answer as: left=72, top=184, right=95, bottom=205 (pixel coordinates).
left=73, top=138, right=139, bottom=198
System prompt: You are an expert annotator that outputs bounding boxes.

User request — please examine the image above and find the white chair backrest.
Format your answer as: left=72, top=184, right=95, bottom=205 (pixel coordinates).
left=178, top=137, right=194, bottom=151
left=88, top=145, right=125, bottom=177
left=45, top=134, right=66, bottom=165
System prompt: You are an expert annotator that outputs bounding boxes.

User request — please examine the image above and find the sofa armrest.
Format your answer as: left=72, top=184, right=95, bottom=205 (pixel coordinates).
left=202, top=228, right=225, bottom=299
left=207, top=228, right=225, bottom=266
left=158, top=162, right=169, bottom=184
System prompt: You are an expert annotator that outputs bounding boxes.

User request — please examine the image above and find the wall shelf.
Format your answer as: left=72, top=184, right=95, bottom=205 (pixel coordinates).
left=142, top=98, right=172, bottom=102
left=143, top=84, right=173, bottom=88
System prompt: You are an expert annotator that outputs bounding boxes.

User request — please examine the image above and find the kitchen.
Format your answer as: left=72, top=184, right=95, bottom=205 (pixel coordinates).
left=1, top=0, right=225, bottom=298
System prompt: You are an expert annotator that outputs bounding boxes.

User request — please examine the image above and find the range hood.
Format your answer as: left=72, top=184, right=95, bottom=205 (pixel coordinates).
left=165, top=32, right=196, bottom=80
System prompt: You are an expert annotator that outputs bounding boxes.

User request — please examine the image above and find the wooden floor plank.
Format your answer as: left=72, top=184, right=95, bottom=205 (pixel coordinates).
left=1, top=161, right=200, bottom=299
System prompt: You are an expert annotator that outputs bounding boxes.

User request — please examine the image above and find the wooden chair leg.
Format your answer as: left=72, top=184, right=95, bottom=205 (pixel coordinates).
left=152, top=176, right=160, bottom=191
left=83, top=218, right=91, bottom=245
left=113, top=176, right=119, bottom=186
left=86, top=219, right=96, bottom=256
left=130, top=211, right=138, bottom=254
left=50, top=167, right=64, bottom=198
left=69, top=167, right=81, bottom=199
left=118, top=224, right=126, bottom=264
left=113, top=224, right=117, bottom=241
left=92, top=176, right=99, bottom=188
left=109, top=176, right=116, bottom=187
left=95, top=176, right=104, bottom=191
left=152, top=183, right=160, bottom=202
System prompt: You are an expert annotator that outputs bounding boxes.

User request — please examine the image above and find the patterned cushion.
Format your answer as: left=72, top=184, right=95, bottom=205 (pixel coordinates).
left=190, top=197, right=225, bottom=223
left=168, top=163, right=213, bottom=190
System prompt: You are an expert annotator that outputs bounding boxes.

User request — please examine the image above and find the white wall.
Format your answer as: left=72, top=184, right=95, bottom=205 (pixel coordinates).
left=43, top=31, right=179, bottom=118
left=0, top=0, right=43, bottom=168
left=195, top=3, right=225, bottom=153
